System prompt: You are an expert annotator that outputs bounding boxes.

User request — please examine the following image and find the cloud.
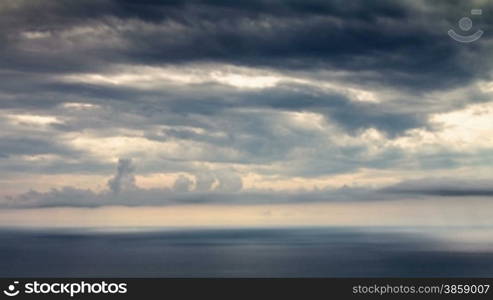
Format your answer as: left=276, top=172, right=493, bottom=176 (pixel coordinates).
left=1, top=0, right=493, bottom=203
left=0, top=184, right=375, bottom=209
left=0, top=158, right=368, bottom=208
left=0, top=136, right=78, bottom=158
left=382, top=178, right=493, bottom=197
left=107, top=158, right=137, bottom=194
left=194, top=172, right=215, bottom=192
left=1, top=0, right=492, bottom=87
left=215, top=170, right=243, bottom=192
left=2, top=158, right=492, bottom=208
left=172, top=175, right=194, bottom=192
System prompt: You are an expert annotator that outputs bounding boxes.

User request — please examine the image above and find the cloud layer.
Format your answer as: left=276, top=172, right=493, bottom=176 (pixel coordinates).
left=0, top=0, right=492, bottom=208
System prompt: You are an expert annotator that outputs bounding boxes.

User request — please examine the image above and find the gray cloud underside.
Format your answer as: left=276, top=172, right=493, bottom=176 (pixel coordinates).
left=1, top=0, right=492, bottom=86
left=382, top=178, right=493, bottom=197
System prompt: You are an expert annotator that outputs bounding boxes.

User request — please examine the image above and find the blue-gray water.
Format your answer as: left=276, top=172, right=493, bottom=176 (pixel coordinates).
left=1, top=227, right=492, bottom=277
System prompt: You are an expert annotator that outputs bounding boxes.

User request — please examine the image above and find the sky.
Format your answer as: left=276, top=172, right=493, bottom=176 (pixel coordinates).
left=0, top=0, right=492, bottom=227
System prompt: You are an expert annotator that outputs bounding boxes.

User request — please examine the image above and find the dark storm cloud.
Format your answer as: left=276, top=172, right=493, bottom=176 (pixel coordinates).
left=23, top=81, right=427, bottom=137
left=242, top=86, right=427, bottom=136
left=0, top=0, right=491, bottom=131
left=1, top=0, right=492, bottom=89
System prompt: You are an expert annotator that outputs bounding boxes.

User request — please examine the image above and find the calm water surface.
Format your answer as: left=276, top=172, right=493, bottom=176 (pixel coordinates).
left=1, top=227, right=492, bottom=277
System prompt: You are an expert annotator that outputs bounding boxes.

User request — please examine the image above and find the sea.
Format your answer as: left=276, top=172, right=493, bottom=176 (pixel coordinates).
left=1, top=226, right=492, bottom=277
